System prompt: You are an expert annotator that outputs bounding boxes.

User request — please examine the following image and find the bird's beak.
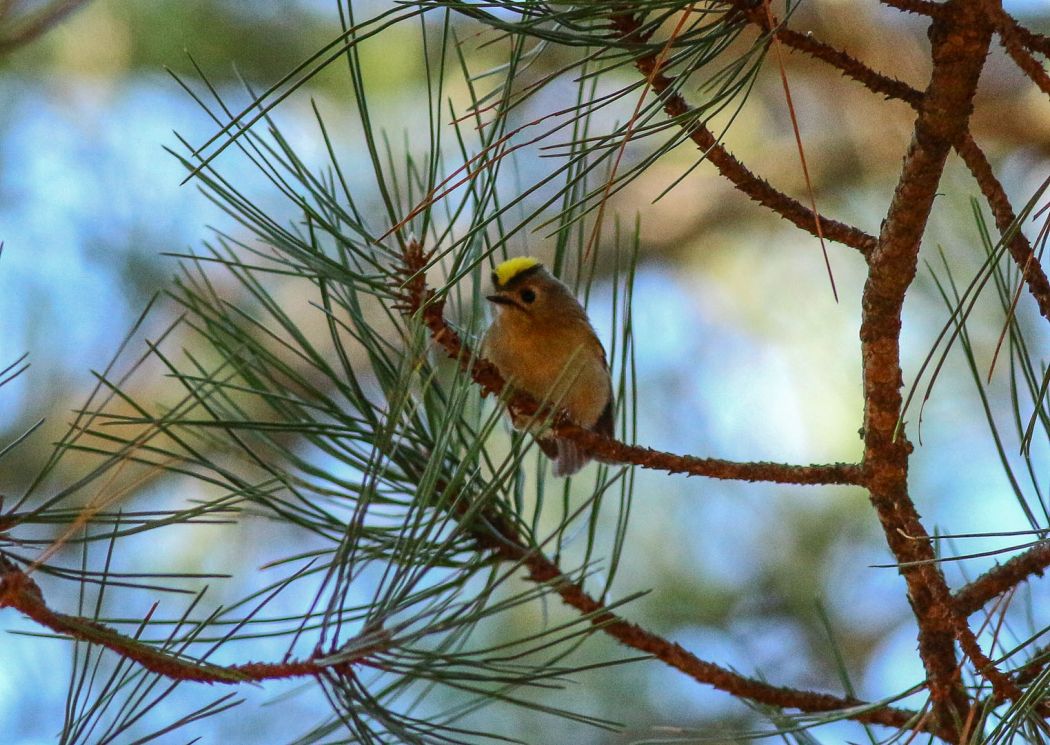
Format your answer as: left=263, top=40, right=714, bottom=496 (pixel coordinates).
left=486, top=294, right=513, bottom=306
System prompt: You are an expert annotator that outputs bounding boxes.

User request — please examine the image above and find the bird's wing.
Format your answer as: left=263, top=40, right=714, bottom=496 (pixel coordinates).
left=537, top=437, right=559, bottom=459
left=594, top=398, right=615, bottom=438
left=587, top=331, right=615, bottom=438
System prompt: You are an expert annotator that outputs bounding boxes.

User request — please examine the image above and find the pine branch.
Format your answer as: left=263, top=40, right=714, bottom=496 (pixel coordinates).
left=0, top=0, right=91, bottom=54
left=719, top=0, right=922, bottom=105
left=951, top=607, right=1025, bottom=707
left=605, top=11, right=878, bottom=256
left=721, top=0, right=1050, bottom=321
left=993, top=5, right=1050, bottom=98
left=954, top=132, right=1050, bottom=322
left=400, top=242, right=863, bottom=486
left=995, top=10, right=1050, bottom=59
left=0, top=556, right=383, bottom=685
left=509, top=537, right=936, bottom=734
left=596, top=5, right=1050, bottom=732
left=392, top=235, right=951, bottom=734
left=859, top=0, right=996, bottom=734
left=394, top=240, right=938, bottom=735
left=953, top=541, right=1050, bottom=616
left=1012, top=645, right=1050, bottom=686
left=881, top=0, right=945, bottom=17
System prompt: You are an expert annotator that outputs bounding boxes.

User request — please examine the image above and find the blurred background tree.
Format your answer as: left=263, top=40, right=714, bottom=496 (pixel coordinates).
left=0, top=1, right=1048, bottom=743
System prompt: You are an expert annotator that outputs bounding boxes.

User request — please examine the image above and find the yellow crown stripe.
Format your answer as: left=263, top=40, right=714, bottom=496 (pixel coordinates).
left=493, top=256, right=541, bottom=287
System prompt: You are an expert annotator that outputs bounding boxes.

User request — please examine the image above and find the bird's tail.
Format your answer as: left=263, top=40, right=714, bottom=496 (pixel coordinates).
left=552, top=438, right=589, bottom=477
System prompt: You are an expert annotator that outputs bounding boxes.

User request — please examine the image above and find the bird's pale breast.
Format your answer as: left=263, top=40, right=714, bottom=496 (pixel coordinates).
left=483, top=318, right=609, bottom=429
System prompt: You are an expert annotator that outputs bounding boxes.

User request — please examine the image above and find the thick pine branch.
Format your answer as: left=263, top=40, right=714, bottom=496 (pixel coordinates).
left=615, top=1, right=1045, bottom=735
left=859, top=0, right=995, bottom=734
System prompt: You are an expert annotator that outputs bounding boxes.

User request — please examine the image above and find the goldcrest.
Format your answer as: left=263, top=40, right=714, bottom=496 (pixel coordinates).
left=482, top=257, right=614, bottom=476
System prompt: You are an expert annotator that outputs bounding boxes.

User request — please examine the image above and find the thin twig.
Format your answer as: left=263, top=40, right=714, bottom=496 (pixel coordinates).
left=0, top=557, right=383, bottom=684
left=880, top=0, right=945, bottom=17
left=954, top=133, right=1050, bottom=322
left=723, top=0, right=1050, bottom=321
left=993, top=5, right=1050, bottom=98
left=995, top=10, right=1050, bottom=59
left=516, top=540, right=935, bottom=732
left=953, top=541, right=1050, bottom=616
left=0, top=0, right=92, bottom=54
left=952, top=610, right=1025, bottom=704
left=1011, top=645, right=1050, bottom=687
left=604, top=11, right=877, bottom=255
left=723, top=0, right=923, bottom=106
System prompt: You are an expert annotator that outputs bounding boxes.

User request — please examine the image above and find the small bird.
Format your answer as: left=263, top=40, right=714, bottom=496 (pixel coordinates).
left=482, top=256, right=614, bottom=476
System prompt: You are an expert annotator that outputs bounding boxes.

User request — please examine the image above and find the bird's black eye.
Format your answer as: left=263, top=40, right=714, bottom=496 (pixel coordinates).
left=520, top=288, right=536, bottom=304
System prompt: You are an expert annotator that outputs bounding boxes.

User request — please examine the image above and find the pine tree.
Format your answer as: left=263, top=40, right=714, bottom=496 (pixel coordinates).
left=2, top=1, right=1049, bottom=742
